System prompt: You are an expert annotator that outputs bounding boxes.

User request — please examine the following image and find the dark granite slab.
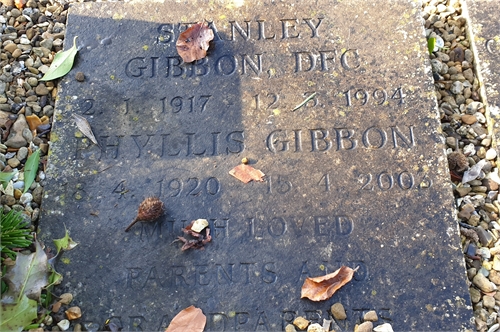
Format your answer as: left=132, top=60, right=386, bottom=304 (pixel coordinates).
left=40, top=1, right=473, bottom=330
left=464, top=0, right=500, bottom=158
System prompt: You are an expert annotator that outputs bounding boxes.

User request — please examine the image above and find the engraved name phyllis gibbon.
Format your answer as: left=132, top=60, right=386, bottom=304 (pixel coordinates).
left=75, top=125, right=415, bottom=160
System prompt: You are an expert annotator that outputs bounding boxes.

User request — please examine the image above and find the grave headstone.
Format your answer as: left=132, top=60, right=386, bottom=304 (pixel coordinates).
left=40, top=1, right=473, bottom=330
left=464, top=0, right=500, bottom=157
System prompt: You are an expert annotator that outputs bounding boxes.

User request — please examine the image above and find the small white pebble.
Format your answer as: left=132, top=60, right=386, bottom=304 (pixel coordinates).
left=486, top=148, right=498, bottom=160
left=57, top=319, right=70, bottom=331
left=374, top=323, right=394, bottom=332
left=20, top=193, right=33, bottom=205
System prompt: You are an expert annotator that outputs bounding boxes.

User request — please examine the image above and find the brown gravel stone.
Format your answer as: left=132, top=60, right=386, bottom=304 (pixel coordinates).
left=363, top=310, right=378, bottom=322
left=331, top=302, right=347, bottom=320
left=462, top=114, right=477, bottom=124
left=482, top=178, right=499, bottom=191
left=472, top=272, right=497, bottom=292
left=75, top=72, right=85, bottom=82
left=458, top=203, right=475, bottom=219
left=7, top=157, right=20, bottom=168
left=293, top=317, right=309, bottom=330
left=4, top=43, right=18, bottom=53
left=355, top=321, right=373, bottom=332
left=12, top=49, right=23, bottom=58
left=1, top=195, right=16, bottom=206
left=35, top=84, right=50, bottom=96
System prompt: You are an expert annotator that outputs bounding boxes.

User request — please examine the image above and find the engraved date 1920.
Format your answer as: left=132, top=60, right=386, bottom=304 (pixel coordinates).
left=156, top=177, right=221, bottom=197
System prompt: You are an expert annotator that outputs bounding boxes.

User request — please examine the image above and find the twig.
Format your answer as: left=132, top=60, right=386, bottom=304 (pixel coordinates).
left=291, top=92, right=316, bottom=112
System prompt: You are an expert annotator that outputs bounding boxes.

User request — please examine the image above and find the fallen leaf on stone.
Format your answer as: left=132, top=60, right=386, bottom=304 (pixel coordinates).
left=41, top=36, right=79, bottom=81
left=72, top=113, right=99, bottom=146
left=229, top=164, right=265, bottom=183
left=176, top=22, right=214, bottom=63
left=177, top=221, right=212, bottom=251
left=53, top=228, right=78, bottom=255
left=301, top=266, right=358, bottom=301
left=165, top=305, right=206, bottom=332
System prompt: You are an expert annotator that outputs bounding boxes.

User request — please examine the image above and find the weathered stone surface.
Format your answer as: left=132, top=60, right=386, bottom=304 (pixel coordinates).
left=464, top=0, right=500, bottom=159
left=40, top=1, right=472, bottom=331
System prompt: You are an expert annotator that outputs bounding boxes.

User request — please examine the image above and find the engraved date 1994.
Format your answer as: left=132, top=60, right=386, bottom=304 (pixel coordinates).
left=253, top=86, right=405, bottom=111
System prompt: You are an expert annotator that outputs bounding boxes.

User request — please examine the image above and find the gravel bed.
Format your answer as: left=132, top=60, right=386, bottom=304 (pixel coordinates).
left=0, top=0, right=498, bottom=331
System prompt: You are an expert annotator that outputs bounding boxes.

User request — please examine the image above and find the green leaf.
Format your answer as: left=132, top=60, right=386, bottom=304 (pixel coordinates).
left=53, top=229, right=78, bottom=255
left=0, top=294, right=37, bottom=332
left=2, top=241, right=49, bottom=303
left=0, top=172, right=14, bottom=189
left=23, top=149, right=40, bottom=194
left=40, top=36, right=79, bottom=81
left=427, top=37, right=435, bottom=54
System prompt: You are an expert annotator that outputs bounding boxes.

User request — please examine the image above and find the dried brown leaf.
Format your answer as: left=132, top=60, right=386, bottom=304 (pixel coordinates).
left=165, top=305, right=206, bottom=332
left=176, top=23, right=214, bottom=63
left=301, top=266, right=357, bottom=301
left=229, top=164, right=265, bottom=183
left=72, top=114, right=99, bottom=146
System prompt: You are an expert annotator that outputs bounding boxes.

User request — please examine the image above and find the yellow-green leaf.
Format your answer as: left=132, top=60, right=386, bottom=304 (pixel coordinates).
left=53, top=229, right=78, bottom=255
left=0, top=171, right=14, bottom=189
left=23, top=149, right=40, bottom=194
left=428, top=37, right=435, bottom=54
left=0, top=295, right=38, bottom=332
left=40, top=36, right=79, bottom=81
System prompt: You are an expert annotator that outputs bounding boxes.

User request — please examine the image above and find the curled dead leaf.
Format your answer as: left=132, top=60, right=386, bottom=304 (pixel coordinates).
left=177, top=220, right=212, bottom=251
left=72, top=114, right=99, bottom=146
left=301, top=266, right=358, bottom=301
left=165, top=305, right=206, bottom=332
left=229, top=164, right=265, bottom=183
left=176, top=22, right=214, bottom=63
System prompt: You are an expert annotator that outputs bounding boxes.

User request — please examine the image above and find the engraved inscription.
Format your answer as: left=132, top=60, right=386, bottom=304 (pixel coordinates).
left=266, top=126, right=415, bottom=153
left=342, top=87, right=405, bottom=106
left=245, top=215, right=353, bottom=239
left=156, top=177, right=221, bottom=197
left=75, top=131, right=245, bottom=160
left=126, top=261, right=278, bottom=289
left=486, top=38, right=500, bottom=54
left=293, top=49, right=360, bottom=72
left=156, top=18, right=324, bottom=44
left=355, top=171, right=433, bottom=191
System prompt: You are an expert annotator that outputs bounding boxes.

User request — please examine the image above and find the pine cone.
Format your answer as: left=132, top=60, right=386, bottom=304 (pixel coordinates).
left=125, top=197, right=164, bottom=232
